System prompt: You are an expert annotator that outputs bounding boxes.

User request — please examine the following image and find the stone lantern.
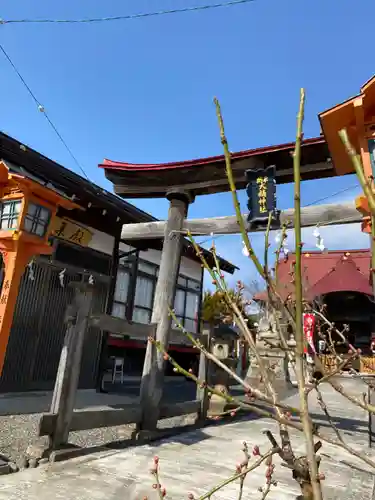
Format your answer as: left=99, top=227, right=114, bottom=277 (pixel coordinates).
left=0, top=161, right=79, bottom=375
left=207, top=323, right=238, bottom=415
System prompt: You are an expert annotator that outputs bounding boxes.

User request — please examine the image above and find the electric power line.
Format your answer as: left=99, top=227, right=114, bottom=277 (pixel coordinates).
left=0, top=43, right=90, bottom=181
left=304, top=183, right=360, bottom=207
left=0, top=0, right=255, bottom=25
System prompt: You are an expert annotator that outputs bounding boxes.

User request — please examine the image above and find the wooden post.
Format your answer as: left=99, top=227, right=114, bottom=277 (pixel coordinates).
left=49, top=283, right=93, bottom=449
left=138, top=191, right=191, bottom=433
left=196, top=326, right=212, bottom=423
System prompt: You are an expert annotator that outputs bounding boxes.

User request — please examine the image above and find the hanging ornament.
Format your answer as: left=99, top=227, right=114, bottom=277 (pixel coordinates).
left=313, top=225, right=325, bottom=252
left=27, top=260, right=35, bottom=281
left=59, top=268, right=66, bottom=288
left=280, top=236, right=289, bottom=262
left=316, top=235, right=325, bottom=252
left=312, top=225, right=320, bottom=238
left=242, top=241, right=249, bottom=257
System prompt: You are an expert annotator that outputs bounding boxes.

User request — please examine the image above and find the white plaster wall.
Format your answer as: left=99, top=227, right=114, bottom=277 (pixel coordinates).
left=86, top=225, right=115, bottom=256
left=119, top=242, right=202, bottom=281
left=69, top=224, right=201, bottom=282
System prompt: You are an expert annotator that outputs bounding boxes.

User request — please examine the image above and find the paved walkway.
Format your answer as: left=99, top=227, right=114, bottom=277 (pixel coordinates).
left=0, top=378, right=374, bottom=499
left=0, top=376, right=190, bottom=416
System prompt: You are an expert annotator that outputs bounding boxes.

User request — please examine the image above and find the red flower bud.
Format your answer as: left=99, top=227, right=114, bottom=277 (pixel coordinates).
left=236, top=464, right=241, bottom=473
left=154, top=456, right=159, bottom=464
left=163, top=353, right=169, bottom=361
left=212, top=280, right=217, bottom=285
left=161, top=487, right=166, bottom=497
left=252, top=445, right=260, bottom=456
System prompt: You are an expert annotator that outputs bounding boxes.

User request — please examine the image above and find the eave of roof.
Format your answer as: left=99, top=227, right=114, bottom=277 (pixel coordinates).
left=0, top=131, right=155, bottom=223
left=0, top=132, right=236, bottom=273
left=99, top=137, right=326, bottom=172
left=318, top=74, right=375, bottom=176
left=307, top=255, right=372, bottom=299
left=99, top=137, right=333, bottom=198
left=254, top=249, right=371, bottom=301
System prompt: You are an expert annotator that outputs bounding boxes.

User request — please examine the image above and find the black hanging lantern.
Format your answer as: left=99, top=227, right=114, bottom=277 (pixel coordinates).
left=246, top=165, right=280, bottom=230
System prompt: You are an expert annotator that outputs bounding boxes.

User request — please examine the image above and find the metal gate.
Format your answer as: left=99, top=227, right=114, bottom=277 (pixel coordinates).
left=0, top=258, right=108, bottom=393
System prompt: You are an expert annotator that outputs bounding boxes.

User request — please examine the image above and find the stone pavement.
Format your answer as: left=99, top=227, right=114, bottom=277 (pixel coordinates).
left=0, top=378, right=374, bottom=499
left=0, top=376, right=188, bottom=416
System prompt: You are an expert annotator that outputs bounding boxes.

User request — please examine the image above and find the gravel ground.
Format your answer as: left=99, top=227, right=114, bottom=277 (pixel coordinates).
left=0, top=411, right=197, bottom=466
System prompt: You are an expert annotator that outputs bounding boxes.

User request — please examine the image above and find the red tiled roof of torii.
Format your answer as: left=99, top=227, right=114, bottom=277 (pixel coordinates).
left=100, top=137, right=326, bottom=172
left=254, top=249, right=372, bottom=302
left=99, top=137, right=333, bottom=198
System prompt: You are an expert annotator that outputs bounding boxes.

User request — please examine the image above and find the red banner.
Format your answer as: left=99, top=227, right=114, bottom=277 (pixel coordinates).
left=303, top=313, right=316, bottom=358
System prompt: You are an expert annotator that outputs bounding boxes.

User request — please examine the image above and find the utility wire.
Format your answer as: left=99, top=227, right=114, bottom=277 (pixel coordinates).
left=0, top=43, right=90, bottom=181
left=304, top=183, right=360, bottom=207
left=0, top=0, right=255, bottom=25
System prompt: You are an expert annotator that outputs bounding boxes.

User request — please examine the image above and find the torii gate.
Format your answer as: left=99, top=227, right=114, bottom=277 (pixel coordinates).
left=99, top=77, right=374, bottom=432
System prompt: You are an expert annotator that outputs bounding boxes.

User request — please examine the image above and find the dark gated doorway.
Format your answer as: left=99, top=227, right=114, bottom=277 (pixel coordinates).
left=0, top=256, right=108, bottom=393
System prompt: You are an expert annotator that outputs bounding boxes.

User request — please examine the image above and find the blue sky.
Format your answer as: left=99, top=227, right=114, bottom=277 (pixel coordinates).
left=0, top=0, right=373, bottom=289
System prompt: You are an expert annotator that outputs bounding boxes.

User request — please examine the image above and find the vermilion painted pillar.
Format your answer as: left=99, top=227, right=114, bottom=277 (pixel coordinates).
left=0, top=241, right=52, bottom=375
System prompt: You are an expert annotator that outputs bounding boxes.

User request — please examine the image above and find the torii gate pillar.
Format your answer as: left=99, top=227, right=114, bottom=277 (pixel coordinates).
left=138, top=189, right=194, bottom=432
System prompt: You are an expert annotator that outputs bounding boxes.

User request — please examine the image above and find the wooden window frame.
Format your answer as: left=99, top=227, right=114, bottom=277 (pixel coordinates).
left=132, top=259, right=158, bottom=323
left=175, top=275, right=201, bottom=332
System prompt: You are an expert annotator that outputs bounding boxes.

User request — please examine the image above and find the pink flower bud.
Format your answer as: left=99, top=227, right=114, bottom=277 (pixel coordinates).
left=252, top=445, right=260, bottom=456
left=230, top=411, right=236, bottom=417
left=154, top=456, right=159, bottom=464
left=318, top=473, right=325, bottom=481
